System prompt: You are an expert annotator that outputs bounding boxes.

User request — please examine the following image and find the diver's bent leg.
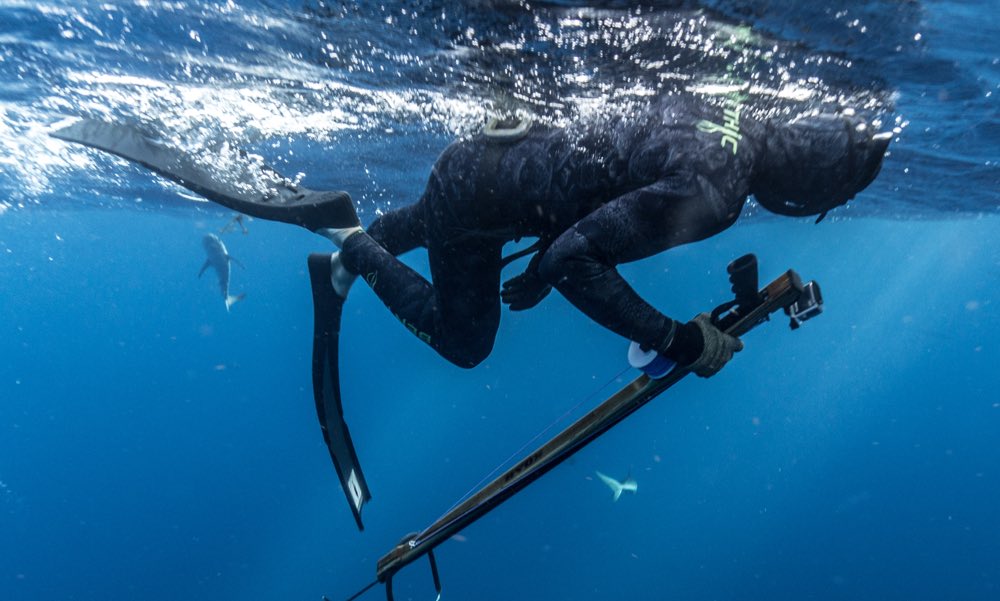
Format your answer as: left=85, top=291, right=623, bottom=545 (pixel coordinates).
left=328, top=200, right=429, bottom=296
left=365, top=201, right=428, bottom=255
left=340, top=232, right=502, bottom=368
left=426, top=234, right=504, bottom=367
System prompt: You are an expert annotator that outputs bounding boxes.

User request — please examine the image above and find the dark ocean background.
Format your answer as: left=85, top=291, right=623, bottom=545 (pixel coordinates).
left=1, top=1, right=998, bottom=600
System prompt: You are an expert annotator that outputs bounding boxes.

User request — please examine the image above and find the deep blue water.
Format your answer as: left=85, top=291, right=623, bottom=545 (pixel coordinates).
left=1, top=2, right=998, bottom=601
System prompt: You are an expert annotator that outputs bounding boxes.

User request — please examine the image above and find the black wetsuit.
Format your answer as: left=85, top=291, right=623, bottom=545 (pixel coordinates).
left=51, top=94, right=885, bottom=372
left=340, top=97, right=762, bottom=368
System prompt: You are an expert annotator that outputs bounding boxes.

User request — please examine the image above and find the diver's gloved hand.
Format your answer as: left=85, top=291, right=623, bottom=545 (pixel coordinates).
left=501, top=268, right=552, bottom=311
left=671, top=313, right=744, bottom=378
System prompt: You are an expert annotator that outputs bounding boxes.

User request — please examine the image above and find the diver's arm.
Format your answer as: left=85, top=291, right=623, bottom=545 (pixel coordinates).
left=536, top=179, right=741, bottom=374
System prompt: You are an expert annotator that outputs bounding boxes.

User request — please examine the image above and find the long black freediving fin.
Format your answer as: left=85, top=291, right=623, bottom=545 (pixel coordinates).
left=50, top=118, right=356, bottom=231
left=308, top=253, right=371, bottom=530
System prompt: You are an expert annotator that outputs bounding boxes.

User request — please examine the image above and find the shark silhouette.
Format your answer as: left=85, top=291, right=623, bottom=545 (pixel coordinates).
left=199, top=233, right=245, bottom=311
left=595, top=471, right=638, bottom=502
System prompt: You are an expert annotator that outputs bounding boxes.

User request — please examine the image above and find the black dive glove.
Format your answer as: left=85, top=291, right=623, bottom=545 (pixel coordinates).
left=666, top=313, right=744, bottom=378
left=501, top=253, right=552, bottom=311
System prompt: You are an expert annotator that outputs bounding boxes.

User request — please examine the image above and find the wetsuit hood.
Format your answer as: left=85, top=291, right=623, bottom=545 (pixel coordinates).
left=752, top=112, right=891, bottom=220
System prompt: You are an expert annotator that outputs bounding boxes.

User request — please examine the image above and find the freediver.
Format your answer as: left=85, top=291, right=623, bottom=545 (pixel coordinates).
left=52, top=95, right=891, bottom=375
left=219, top=214, right=249, bottom=235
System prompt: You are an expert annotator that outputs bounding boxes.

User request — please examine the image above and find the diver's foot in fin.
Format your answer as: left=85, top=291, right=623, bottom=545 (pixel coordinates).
left=308, top=252, right=355, bottom=299
left=313, top=192, right=363, bottom=248
left=298, top=190, right=361, bottom=235
left=315, top=223, right=363, bottom=249
left=330, top=252, right=357, bottom=298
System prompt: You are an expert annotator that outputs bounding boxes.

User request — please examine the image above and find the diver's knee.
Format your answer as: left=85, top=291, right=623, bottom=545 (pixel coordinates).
left=438, top=337, right=494, bottom=369
left=440, top=349, right=488, bottom=370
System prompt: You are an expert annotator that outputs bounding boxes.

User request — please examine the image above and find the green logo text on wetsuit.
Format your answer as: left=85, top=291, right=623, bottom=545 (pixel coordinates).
left=697, top=94, right=744, bottom=155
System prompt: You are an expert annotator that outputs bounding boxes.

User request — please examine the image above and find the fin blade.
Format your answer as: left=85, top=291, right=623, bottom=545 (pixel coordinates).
left=309, top=253, right=371, bottom=530
left=50, top=119, right=311, bottom=219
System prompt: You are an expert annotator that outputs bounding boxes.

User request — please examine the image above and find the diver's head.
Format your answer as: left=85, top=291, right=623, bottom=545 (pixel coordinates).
left=752, top=111, right=892, bottom=221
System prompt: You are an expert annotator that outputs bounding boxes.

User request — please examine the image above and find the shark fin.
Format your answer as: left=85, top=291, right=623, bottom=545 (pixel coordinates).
left=225, top=293, right=246, bottom=311
left=596, top=471, right=622, bottom=501
left=198, top=259, right=210, bottom=278
left=596, top=470, right=636, bottom=502
left=622, top=468, right=638, bottom=494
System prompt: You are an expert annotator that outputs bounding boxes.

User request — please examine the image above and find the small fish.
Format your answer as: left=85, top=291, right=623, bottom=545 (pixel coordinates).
left=595, top=470, right=638, bottom=502
left=199, top=233, right=245, bottom=311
